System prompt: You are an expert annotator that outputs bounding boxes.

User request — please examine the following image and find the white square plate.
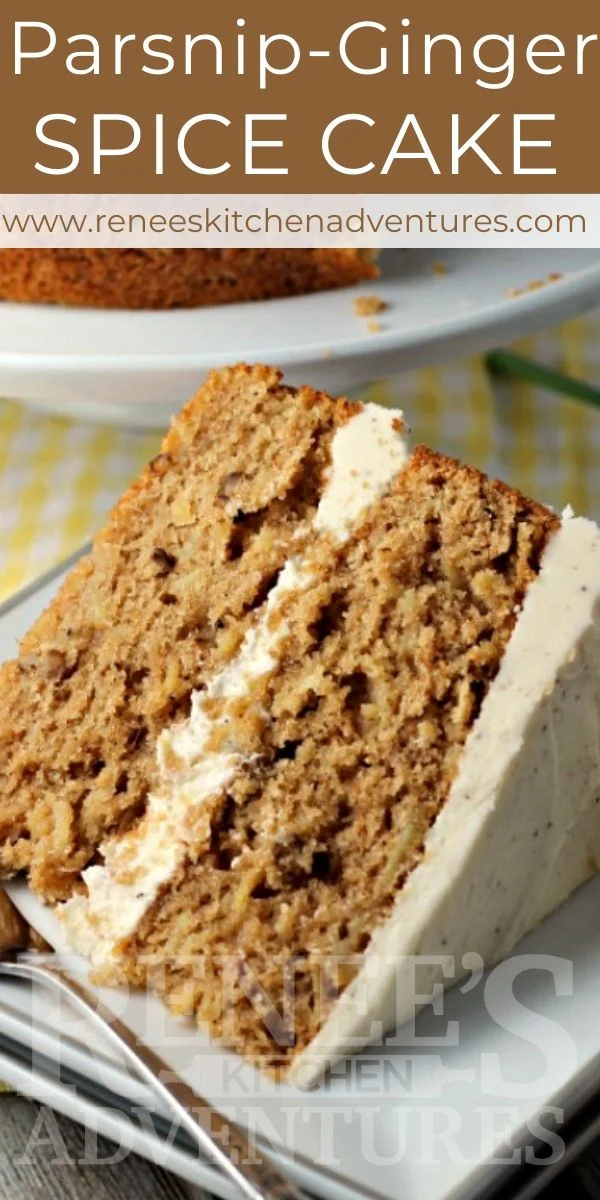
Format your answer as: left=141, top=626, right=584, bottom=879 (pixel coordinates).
left=1, top=552, right=600, bottom=1200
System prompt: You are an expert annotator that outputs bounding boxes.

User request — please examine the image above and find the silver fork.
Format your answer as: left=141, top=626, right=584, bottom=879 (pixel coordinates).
left=0, top=952, right=307, bottom=1200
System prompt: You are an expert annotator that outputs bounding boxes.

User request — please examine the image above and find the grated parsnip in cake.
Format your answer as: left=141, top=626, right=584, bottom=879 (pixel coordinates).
left=0, top=363, right=599, bottom=1086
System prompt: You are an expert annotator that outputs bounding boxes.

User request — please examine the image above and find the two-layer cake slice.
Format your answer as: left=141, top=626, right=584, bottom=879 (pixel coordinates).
left=0, top=363, right=599, bottom=1086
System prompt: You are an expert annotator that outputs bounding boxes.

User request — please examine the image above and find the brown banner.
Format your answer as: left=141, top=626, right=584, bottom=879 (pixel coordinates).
left=0, top=0, right=597, bottom=193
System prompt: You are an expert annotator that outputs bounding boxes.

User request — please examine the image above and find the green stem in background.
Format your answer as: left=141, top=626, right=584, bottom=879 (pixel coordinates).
left=485, top=349, right=600, bottom=413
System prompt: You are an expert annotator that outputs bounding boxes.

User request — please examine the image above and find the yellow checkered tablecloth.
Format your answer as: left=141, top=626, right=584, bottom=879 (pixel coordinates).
left=1, top=311, right=600, bottom=602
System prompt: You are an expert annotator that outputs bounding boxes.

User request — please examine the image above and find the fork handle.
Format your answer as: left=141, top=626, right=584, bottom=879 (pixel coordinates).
left=0, top=960, right=306, bottom=1200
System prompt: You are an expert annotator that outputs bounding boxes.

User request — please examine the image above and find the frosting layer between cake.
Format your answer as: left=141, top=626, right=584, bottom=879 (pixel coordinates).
left=60, top=403, right=409, bottom=963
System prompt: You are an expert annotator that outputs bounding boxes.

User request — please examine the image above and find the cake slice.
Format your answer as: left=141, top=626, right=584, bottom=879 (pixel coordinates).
left=0, top=364, right=599, bottom=1088
left=0, top=249, right=378, bottom=309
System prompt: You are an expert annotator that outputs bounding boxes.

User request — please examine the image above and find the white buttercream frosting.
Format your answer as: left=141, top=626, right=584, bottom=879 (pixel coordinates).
left=314, top=404, right=406, bottom=539
left=60, top=404, right=408, bottom=964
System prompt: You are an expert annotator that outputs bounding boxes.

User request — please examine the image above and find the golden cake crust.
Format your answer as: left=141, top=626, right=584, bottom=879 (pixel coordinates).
left=0, top=249, right=378, bottom=309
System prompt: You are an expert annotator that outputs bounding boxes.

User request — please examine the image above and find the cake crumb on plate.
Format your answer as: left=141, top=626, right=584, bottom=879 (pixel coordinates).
left=353, top=294, right=388, bottom=317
